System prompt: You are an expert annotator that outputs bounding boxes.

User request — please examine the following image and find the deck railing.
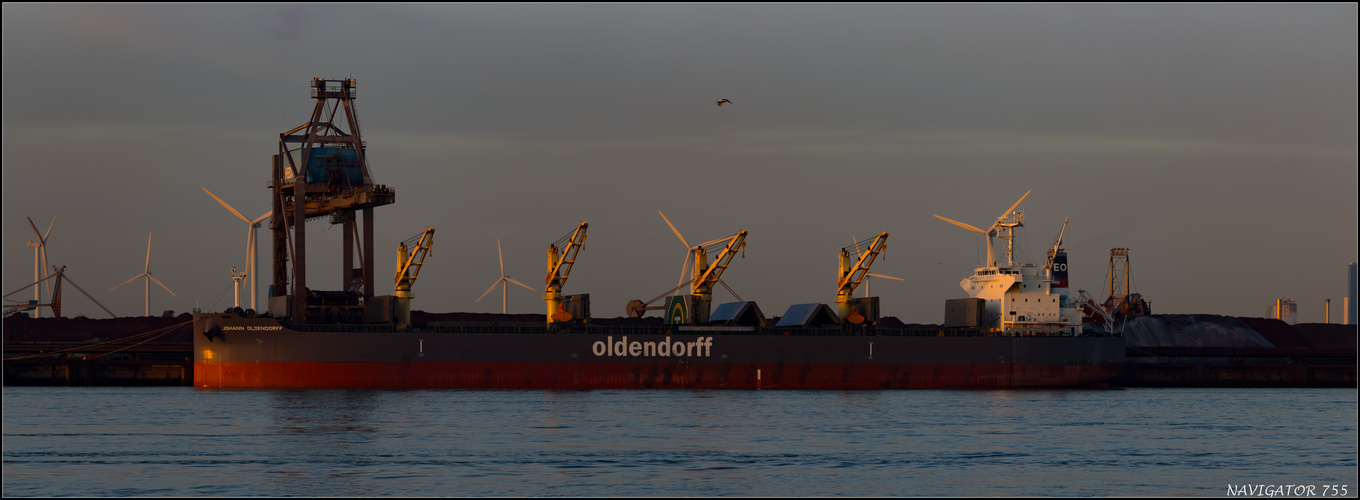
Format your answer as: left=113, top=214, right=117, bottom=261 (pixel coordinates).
left=281, top=322, right=1119, bottom=338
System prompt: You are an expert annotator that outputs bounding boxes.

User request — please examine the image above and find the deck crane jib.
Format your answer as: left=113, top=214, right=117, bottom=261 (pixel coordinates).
left=1042, top=218, right=1070, bottom=297
left=1044, top=219, right=1069, bottom=276
left=544, top=222, right=588, bottom=324
left=394, top=228, right=434, bottom=330
left=835, top=232, right=902, bottom=324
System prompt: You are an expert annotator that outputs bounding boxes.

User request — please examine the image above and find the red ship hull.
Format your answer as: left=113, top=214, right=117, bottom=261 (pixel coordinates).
left=194, top=360, right=1123, bottom=389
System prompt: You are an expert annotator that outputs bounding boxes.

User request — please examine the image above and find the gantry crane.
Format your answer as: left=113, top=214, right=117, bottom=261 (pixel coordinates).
left=394, top=228, right=434, bottom=330
left=272, top=78, right=396, bottom=323
left=836, top=232, right=900, bottom=324
left=544, top=222, right=587, bottom=324
left=1102, top=247, right=1151, bottom=316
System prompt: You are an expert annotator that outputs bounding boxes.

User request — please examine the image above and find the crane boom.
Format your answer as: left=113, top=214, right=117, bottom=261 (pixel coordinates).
left=545, top=222, right=588, bottom=288
left=836, top=232, right=889, bottom=322
left=1044, top=219, right=1068, bottom=273
left=692, top=231, right=747, bottom=297
left=545, top=222, right=588, bottom=324
left=4, top=266, right=117, bottom=318
left=837, top=232, right=889, bottom=294
left=394, top=228, right=435, bottom=292
left=394, top=228, right=434, bottom=331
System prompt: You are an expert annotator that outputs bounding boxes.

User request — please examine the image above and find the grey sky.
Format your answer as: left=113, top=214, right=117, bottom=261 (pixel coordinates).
left=3, top=3, right=1356, bottom=323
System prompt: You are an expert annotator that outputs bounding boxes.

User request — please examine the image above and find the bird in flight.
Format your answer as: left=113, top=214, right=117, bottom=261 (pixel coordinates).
left=716, top=99, right=733, bottom=107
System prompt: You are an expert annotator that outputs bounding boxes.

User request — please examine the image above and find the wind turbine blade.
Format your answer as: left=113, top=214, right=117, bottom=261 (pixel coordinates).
left=998, top=190, right=1032, bottom=224
left=866, top=272, right=905, bottom=281
left=27, top=217, right=44, bottom=241
left=251, top=211, right=272, bottom=224
left=112, top=273, right=147, bottom=290
left=145, top=233, right=152, bottom=272
left=497, top=239, right=504, bottom=276
left=658, top=210, right=690, bottom=249
left=505, top=277, right=536, bottom=292
left=43, top=216, right=55, bottom=241
left=476, top=279, right=503, bottom=303
left=933, top=215, right=988, bottom=234
left=202, top=187, right=250, bottom=223
left=148, top=274, right=177, bottom=297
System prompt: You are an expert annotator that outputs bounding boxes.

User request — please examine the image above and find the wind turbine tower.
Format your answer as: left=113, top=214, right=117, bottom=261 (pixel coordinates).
left=25, top=217, right=54, bottom=318
left=203, top=187, right=270, bottom=311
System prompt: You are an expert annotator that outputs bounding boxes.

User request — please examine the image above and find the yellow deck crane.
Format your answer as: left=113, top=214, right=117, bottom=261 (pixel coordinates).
left=628, top=213, right=747, bottom=324
left=687, top=230, right=748, bottom=324
left=394, top=228, right=434, bottom=330
left=544, top=222, right=588, bottom=324
left=836, top=232, right=901, bottom=324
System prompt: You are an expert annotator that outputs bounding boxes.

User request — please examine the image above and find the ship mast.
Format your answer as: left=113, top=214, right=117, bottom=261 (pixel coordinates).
left=996, top=207, right=1024, bottom=267
left=934, top=190, right=1030, bottom=268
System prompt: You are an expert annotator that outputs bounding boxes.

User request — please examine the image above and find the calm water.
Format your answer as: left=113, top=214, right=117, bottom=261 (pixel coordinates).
left=3, top=387, right=1356, bottom=497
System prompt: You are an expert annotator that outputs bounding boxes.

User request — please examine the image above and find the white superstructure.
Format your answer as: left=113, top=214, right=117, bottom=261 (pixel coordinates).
left=935, top=191, right=1081, bottom=335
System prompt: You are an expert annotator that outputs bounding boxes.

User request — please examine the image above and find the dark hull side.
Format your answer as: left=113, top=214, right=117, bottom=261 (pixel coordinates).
left=192, top=314, right=1125, bottom=389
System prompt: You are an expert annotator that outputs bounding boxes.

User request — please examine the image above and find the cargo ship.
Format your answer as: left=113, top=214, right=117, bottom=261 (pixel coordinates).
left=191, top=78, right=1125, bottom=389
left=193, top=317, right=1123, bottom=389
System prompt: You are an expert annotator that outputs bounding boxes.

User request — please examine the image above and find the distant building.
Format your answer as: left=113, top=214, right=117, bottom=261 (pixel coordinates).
left=1270, top=298, right=1298, bottom=325
left=1348, top=263, right=1357, bottom=326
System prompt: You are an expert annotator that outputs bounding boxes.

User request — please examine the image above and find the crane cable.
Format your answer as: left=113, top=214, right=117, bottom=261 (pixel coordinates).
left=644, top=279, right=694, bottom=306
left=7, top=319, right=192, bottom=360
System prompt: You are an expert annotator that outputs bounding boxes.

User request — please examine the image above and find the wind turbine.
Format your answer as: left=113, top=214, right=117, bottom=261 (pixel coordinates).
left=933, top=190, right=1031, bottom=268
left=111, top=232, right=177, bottom=317
left=476, top=239, right=535, bottom=313
left=202, top=187, right=270, bottom=311
left=26, top=217, right=54, bottom=318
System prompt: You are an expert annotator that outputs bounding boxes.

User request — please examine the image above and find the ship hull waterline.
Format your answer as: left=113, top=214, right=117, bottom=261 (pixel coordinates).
left=194, top=315, right=1124, bottom=389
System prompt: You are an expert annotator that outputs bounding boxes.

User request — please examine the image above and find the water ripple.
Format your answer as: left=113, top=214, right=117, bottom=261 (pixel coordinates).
left=3, top=387, right=1355, bottom=496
